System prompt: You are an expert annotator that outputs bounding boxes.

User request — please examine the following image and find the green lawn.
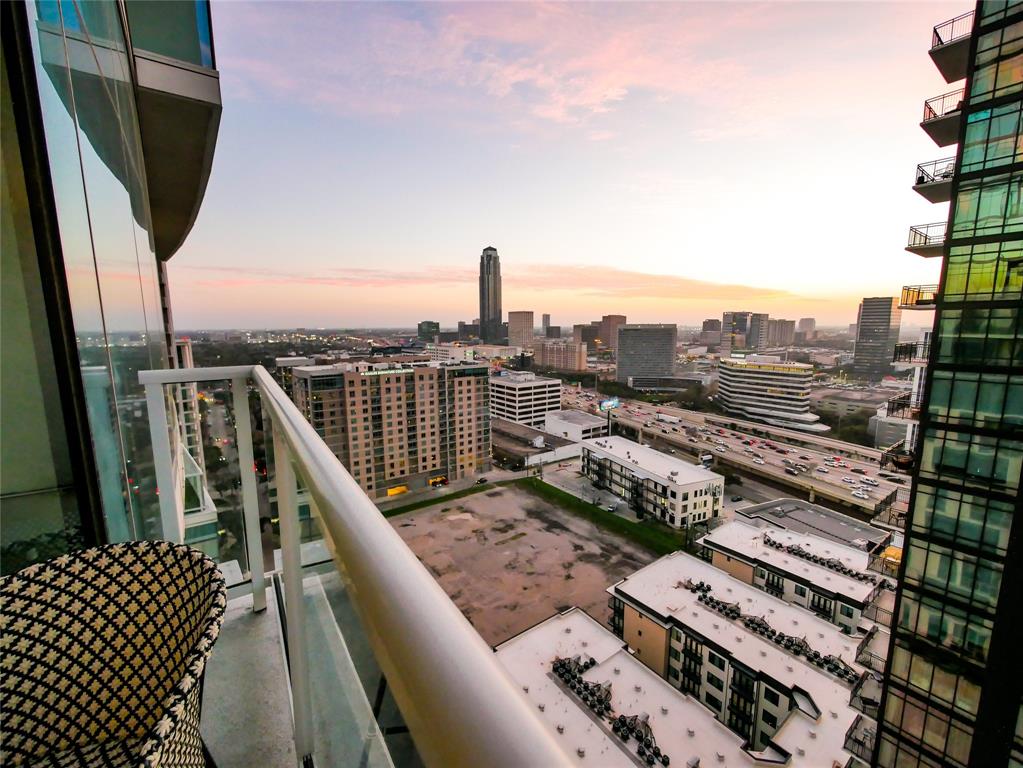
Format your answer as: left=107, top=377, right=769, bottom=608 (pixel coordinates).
left=510, top=477, right=695, bottom=556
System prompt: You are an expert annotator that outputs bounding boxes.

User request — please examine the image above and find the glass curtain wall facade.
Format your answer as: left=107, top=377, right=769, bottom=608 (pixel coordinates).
left=876, top=3, right=1023, bottom=767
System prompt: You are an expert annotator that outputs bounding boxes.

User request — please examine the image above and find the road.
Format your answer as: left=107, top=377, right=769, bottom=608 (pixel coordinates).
left=563, top=388, right=906, bottom=524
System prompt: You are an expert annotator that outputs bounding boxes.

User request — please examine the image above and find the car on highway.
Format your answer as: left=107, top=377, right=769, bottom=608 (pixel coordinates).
left=785, top=468, right=798, bottom=475
left=815, top=467, right=829, bottom=473
left=753, top=452, right=764, bottom=459
left=688, top=438, right=698, bottom=443
left=715, top=446, right=727, bottom=453
left=753, top=458, right=766, bottom=465
left=852, top=491, right=870, bottom=500
left=851, top=468, right=866, bottom=475
left=841, top=477, right=855, bottom=483
left=730, top=495, right=744, bottom=502
left=861, top=478, right=880, bottom=487
left=799, top=455, right=811, bottom=461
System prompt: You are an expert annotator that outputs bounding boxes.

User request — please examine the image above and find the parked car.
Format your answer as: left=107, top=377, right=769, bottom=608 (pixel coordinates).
left=475, top=477, right=489, bottom=485
left=730, top=495, right=744, bottom=502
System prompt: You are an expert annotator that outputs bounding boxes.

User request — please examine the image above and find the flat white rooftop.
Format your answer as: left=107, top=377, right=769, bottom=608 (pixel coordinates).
left=491, top=371, right=561, bottom=387
left=583, top=436, right=722, bottom=486
left=698, top=520, right=884, bottom=603
left=738, top=498, right=889, bottom=551
left=496, top=607, right=859, bottom=768
left=547, top=409, right=606, bottom=427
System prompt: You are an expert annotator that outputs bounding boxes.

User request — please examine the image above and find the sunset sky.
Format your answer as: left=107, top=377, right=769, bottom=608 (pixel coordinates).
left=170, top=1, right=957, bottom=329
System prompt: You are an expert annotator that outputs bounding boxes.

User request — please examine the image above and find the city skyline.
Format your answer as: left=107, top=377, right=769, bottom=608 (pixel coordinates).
left=168, top=1, right=954, bottom=328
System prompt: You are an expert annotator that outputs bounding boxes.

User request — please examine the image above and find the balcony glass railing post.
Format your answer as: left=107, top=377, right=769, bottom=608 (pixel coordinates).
left=232, top=376, right=266, bottom=612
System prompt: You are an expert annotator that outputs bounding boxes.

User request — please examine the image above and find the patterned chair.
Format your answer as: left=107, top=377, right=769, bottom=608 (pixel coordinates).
left=1, top=540, right=226, bottom=767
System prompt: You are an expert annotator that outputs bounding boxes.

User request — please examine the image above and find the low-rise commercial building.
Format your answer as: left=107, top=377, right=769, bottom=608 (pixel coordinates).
left=717, top=356, right=829, bottom=433
left=489, top=371, right=561, bottom=427
left=291, top=360, right=490, bottom=497
left=605, top=552, right=872, bottom=761
left=737, top=498, right=891, bottom=553
left=532, top=340, right=587, bottom=372
left=697, top=519, right=891, bottom=633
left=582, top=437, right=722, bottom=527
left=491, top=418, right=580, bottom=468
left=544, top=409, right=608, bottom=442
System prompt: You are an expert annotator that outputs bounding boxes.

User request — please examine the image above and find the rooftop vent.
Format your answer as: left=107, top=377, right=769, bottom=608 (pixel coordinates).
left=557, top=724, right=564, bottom=733
left=577, top=748, right=586, bottom=758
left=687, top=729, right=695, bottom=738
left=539, top=703, right=545, bottom=711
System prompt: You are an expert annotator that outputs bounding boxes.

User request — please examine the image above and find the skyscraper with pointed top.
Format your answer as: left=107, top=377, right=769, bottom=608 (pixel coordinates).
left=479, top=246, right=503, bottom=343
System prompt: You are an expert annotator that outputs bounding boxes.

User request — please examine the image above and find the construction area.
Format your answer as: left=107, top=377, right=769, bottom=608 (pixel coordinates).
left=389, top=482, right=656, bottom=645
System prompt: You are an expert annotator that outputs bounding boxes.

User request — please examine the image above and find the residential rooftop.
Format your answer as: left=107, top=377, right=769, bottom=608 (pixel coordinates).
left=583, top=436, right=722, bottom=486
left=698, top=520, right=886, bottom=604
left=737, top=498, right=890, bottom=552
left=496, top=607, right=860, bottom=768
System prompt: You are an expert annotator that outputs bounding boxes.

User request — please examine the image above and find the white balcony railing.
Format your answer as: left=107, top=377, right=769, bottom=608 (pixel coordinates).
left=140, top=365, right=567, bottom=768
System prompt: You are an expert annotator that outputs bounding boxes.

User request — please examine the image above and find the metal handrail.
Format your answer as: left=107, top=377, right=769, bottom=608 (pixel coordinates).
left=900, top=284, right=939, bottom=307
left=915, top=157, right=956, bottom=185
left=923, top=89, right=965, bottom=122
left=886, top=391, right=923, bottom=420
left=907, top=222, right=947, bottom=248
left=932, top=11, right=974, bottom=48
left=140, top=365, right=568, bottom=768
left=893, top=341, right=931, bottom=363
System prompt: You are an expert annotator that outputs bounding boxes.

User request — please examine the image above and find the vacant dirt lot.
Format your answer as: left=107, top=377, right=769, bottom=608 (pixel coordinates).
left=389, top=483, right=656, bottom=645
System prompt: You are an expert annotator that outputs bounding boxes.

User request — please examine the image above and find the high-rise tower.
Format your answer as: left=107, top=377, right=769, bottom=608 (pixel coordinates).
left=479, top=246, right=503, bottom=343
left=852, top=297, right=902, bottom=381
left=875, top=4, right=1023, bottom=767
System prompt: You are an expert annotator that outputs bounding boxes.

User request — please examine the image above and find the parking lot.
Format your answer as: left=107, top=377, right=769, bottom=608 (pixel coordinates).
left=388, top=482, right=657, bottom=645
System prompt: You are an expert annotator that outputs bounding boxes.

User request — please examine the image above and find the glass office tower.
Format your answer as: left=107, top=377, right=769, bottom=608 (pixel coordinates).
left=0, top=0, right=221, bottom=573
left=876, top=3, right=1023, bottom=767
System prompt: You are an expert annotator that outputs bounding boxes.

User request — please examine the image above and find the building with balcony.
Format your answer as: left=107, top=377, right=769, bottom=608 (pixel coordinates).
left=532, top=340, right=587, bottom=372
left=852, top=297, right=902, bottom=380
left=489, top=371, right=561, bottom=427
left=876, top=6, right=1023, bottom=766
left=581, top=437, right=722, bottom=528
left=717, top=356, right=829, bottom=433
left=616, top=324, right=678, bottom=383
left=605, top=551, right=873, bottom=761
left=290, top=359, right=491, bottom=497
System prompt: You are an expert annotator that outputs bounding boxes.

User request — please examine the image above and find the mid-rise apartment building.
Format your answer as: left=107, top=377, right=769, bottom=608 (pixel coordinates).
left=767, top=318, right=796, bottom=346
left=507, top=310, right=534, bottom=348
left=582, top=437, right=722, bottom=527
left=616, top=324, right=677, bottom=383
left=599, top=314, right=627, bottom=351
left=606, top=551, right=872, bottom=760
left=852, top=297, right=902, bottom=381
left=532, top=340, right=587, bottom=372
left=717, top=355, right=829, bottom=433
left=488, top=371, right=561, bottom=427
left=290, top=360, right=491, bottom=497
left=877, top=6, right=1023, bottom=767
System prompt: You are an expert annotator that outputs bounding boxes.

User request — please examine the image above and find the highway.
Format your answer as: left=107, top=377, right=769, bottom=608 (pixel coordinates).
left=562, top=388, right=905, bottom=524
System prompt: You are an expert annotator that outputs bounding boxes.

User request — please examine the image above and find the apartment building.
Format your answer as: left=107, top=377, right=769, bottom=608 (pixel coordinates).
left=290, top=360, right=491, bottom=497
left=488, top=371, right=561, bottom=427
left=717, top=356, right=829, bottom=433
left=698, top=519, right=892, bottom=634
left=616, top=324, right=677, bottom=383
left=606, top=551, right=871, bottom=760
left=532, top=340, right=587, bottom=372
left=582, top=437, right=722, bottom=527
left=507, top=310, right=534, bottom=348
left=852, top=298, right=902, bottom=381
left=599, top=314, right=627, bottom=351
left=544, top=409, right=608, bottom=441
left=878, top=5, right=1023, bottom=766
left=737, top=498, right=892, bottom=554
left=767, top=318, right=796, bottom=346
left=496, top=606, right=865, bottom=768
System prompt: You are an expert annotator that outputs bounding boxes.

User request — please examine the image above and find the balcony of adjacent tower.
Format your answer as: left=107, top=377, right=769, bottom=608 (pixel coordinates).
left=906, top=223, right=947, bottom=257
left=893, top=340, right=931, bottom=365
left=930, top=11, right=974, bottom=83
left=921, top=88, right=965, bottom=146
left=899, top=284, right=939, bottom=309
left=885, top=391, right=924, bottom=422
left=913, top=157, right=957, bottom=203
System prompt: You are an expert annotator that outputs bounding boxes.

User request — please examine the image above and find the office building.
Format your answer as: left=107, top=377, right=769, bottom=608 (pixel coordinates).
left=852, top=298, right=902, bottom=381
left=572, top=322, right=600, bottom=346
left=798, top=318, right=817, bottom=335
left=748, top=312, right=770, bottom=350
left=717, top=356, right=829, bottom=433
left=721, top=311, right=767, bottom=354
left=488, top=371, right=561, bottom=428
left=507, top=310, right=534, bottom=348
left=479, top=246, right=503, bottom=342
left=291, top=360, right=491, bottom=497
left=532, top=340, right=587, bottom=372
left=606, top=551, right=871, bottom=761
left=767, top=318, right=796, bottom=346
left=496, top=606, right=865, bottom=768
left=698, top=519, right=893, bottom=633
left=699, top=318, right=722, bottom=347
left=472, top=344, right=521, bottom=360
left=544, top=409, right=608, bottom=442
left=491, top=418, right=580, bottom=468
left=600, top=314, right=627, bottom=351
left=582, top=437, right=722, bottom=527
left=545, top=324, right=562, bottom=339
left=417, top=320, right=439, bottom=342
left=877, top=6, right=1023, bottom=767
left=616, top=324, right=677, bottom=383
left=1, top=0, right=222, bottom=568
left=424, top=343, right=475, bottom=362
left=457, top=320, right=480, bottom=340
left=541, top=313, right=550, bottom=332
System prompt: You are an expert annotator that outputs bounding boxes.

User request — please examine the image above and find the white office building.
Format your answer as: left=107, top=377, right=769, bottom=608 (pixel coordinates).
left=489, top=371, right=561, bottom=427
left=582, top=436, right=723, bottom=527
left=544, top=409, right=608, bottom=442
left=717, top=355, right=830, bottom=433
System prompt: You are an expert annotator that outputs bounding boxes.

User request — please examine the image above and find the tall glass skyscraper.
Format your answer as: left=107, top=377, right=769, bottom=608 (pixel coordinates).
left=1, top=0, right=221, bottom=573
left=876, top=3, right=1023, bottom=766
left=479, top=245, right=503, bottom=343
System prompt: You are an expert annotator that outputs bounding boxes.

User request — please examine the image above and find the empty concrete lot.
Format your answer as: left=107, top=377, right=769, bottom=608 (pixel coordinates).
left=390, top=483, right=656, bottom=646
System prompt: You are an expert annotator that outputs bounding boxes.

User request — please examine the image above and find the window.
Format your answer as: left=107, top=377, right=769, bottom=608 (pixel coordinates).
left=762, top=711, right=777, bottom=729
left=707, top=673, right=724, bottom=692
left=705, top=693, right=722, bottom=711
left=794, top=585, right=807, bottom=598
left=763, top=688, right=780, bottom=706
left=840, top=604, right=855, bottom=619
left=709, top=651, right=726, bottom=670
